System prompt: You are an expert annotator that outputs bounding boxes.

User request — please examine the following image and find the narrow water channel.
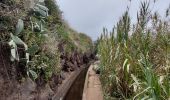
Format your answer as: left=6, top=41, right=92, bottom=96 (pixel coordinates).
left=64, top=68, right=88, bottom=100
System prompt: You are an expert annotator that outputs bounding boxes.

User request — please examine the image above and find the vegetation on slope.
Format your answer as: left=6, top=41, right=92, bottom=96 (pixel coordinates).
left=97, top=1, right=170, bottom=100
left=0, top=0, right=93, bottom=84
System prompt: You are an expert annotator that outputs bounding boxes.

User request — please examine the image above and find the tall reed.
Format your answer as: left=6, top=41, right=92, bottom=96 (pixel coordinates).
left=98, top=1, right=170, bottom=99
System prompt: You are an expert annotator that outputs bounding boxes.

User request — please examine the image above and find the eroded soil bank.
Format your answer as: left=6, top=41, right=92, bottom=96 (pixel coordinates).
left=0, top=43, right=95, bottom=100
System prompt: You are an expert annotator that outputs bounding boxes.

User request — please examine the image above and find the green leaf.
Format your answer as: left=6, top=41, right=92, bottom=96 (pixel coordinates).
left=29, top=69, right=38, bottom=80
left=36, top=4, right=49, bottom=12
left=123, top=59, right=128, bottom=71
left=33, top=4, right=48, bottom=17
left=15, top=19, right=24, bottom=35
left=131, top=74, right=140, bottom=85
left=37, top=8, right=48, bottom=17
left=26, top=45, right=39, bottom=56
left=41, top=19, right=46, bottom=24
left=10, top=33, right=25, bottom=45
left=10, top=33, right=29, bottom=62
left=127, top=64, right=130, bottom=73
left=8, top=40, right=19, bottom=61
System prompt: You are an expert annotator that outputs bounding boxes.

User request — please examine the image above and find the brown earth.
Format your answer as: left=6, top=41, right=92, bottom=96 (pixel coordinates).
left=0, top=42, right=94, bottom=100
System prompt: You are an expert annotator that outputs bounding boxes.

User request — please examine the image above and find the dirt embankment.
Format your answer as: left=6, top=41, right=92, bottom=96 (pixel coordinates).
left=0, top=42, right=95, bottom=100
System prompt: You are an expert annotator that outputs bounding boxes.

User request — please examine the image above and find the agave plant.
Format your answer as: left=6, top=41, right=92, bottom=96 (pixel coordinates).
left=33, top=2, right=49, bottom=17
left=31, top=0, right=49, bottom=33
left=8, top=19, right=29, bottom=62
left=25, top=0, right=56, bottom=80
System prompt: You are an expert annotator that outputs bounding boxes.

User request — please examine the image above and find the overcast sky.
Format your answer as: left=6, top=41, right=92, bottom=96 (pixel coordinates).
left=57, top=0, right=170, bottom=40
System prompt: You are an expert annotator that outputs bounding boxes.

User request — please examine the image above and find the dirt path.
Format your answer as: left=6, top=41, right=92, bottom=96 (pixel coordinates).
left=82, top=62, right=103, bottom=100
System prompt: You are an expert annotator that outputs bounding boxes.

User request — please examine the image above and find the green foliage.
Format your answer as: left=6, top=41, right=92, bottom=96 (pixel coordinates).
left=8, top=39, right=19, bottom=61
left=79, top=33, right=93, bottom=52
left=10, top=33, right=25, bottom=45
left=26, top=44, right=39, bottom=56
left=31, top=3, right=48, bottom=33
left=28, top=69, right=38, bottom=80
left=117, top=11, right=130, bottom=43
left=1, top=0, right=93, bottom=83
left=0, top=0, right=16, bottom=6
left=15, top=19, right=24, bottom=35
left=98, top=1, right=170, bottom=99
left=5, top=0, right=62, bottom=81
left=44, top=0, right=62, bottom=24
left=33, top=3, right=49, bottom=17
left=9, top=21, right=27, bottom=62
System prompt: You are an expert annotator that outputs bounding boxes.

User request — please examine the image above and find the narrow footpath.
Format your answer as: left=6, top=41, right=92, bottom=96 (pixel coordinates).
left=82, top=62, right=103, bottom=100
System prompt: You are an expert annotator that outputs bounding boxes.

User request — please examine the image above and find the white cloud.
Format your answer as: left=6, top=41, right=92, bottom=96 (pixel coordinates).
left=57, top=0, right=170, bottom=40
